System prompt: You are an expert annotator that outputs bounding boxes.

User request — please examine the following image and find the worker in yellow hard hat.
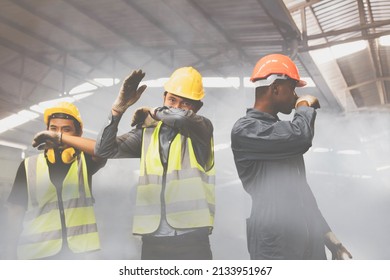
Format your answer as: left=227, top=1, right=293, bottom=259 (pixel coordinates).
left=94, top=67, right=215, bottom=260
left=6, top=101, right=106, bottom=259
left=231, top=54, right=352, bottom=260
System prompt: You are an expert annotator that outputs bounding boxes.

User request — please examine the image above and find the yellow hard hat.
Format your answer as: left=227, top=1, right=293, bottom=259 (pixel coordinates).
left=43, top=101, right=83, bottom=128
left=164, top=67, right=205, bottom=100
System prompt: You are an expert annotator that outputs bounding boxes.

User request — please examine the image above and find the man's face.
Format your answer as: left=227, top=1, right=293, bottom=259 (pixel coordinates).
left=275, top=79, right=298, bottom=114
left=48, top=118, right=80, bottom=148
left=163, top=92, right=200, bottom=112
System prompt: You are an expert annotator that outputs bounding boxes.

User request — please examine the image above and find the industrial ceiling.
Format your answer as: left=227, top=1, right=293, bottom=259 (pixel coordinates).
left=1, top=0, right=390, bottom=261
left=0, top=0, right=390, bottom=180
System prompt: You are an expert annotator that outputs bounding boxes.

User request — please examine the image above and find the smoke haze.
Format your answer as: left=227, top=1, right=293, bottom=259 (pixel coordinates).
left=83, top=103, right=390, bottom=260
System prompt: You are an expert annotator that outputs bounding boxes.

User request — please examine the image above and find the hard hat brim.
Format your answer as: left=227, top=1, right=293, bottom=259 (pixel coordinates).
left=44, top=107, right=83, bottom=127
left=296, top=80, right=307, bottom=87
left=253, top=74, right=307, bottom=88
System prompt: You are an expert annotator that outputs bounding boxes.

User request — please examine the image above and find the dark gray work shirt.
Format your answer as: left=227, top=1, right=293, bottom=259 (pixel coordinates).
left=231, top=106, right=331, bottom=259
left=95, top=107, right=214, bottom=236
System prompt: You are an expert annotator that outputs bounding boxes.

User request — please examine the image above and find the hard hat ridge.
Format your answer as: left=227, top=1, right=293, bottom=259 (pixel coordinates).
left=250, top=54, right=307, bottom=87
left=43, top=101, right=83, bottom=128
left=164, top=67, right=205, bottom=100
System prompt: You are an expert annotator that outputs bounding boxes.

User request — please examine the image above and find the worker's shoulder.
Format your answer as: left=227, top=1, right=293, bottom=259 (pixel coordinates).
left=232, top=114, right=260, bottom=129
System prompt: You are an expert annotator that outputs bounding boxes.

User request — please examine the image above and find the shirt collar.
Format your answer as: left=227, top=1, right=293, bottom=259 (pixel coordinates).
left=246, top=108, right=280, bottom=121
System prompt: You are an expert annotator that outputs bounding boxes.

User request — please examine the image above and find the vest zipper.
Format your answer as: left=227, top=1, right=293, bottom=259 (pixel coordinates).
left=160, top=166, right=167, bottom=225
left=55, top=183, right=68, bottom=250
left=159, top=131, right=173, bottom=230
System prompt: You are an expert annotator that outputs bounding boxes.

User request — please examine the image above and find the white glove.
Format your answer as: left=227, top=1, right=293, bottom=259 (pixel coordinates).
left=295, top=95, right=320, bottom=109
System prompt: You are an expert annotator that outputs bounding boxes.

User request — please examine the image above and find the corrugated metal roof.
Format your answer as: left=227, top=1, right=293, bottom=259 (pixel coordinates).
left=1, top=0, right=390, bottom=152
left=284, top=0, right=390, bottom=110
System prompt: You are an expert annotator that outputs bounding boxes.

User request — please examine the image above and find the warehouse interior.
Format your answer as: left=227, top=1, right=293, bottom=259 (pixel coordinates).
left=0, top=0, right=389, bottom=259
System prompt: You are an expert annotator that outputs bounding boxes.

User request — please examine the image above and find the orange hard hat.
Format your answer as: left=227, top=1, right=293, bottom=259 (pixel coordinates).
left=250, top=54, right=306, bottom=87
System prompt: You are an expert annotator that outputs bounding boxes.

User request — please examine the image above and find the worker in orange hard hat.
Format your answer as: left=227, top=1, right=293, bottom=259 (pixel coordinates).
left=94, top=67, right=215, bottom=260
left=231, top=54, right=352, bottom=260
left=6, top=101, right=106, bottom=259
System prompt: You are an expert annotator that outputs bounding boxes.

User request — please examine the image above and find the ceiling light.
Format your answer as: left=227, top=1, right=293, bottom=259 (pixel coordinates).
left=94, top=78, right=120, bottom=86
left=310, top=41, right=368, bottom=63
left=312, top=147, right=332, bottom=153
left=30, top=97, right=75, bottom=113
left=68, top=78, right=119, bottom=95
left=214, top=142, right=231, bottom=151
left=144, top=77, right=241, bottom=88
left=18, top=110, right=39, bottom=119
left=73, top=92, right=94, bottom=100
left=69, top=82, right=97, bottom=95
left=376, top=165, right=390, bottom=172
left=29, top=105, right=44, bottom=114
left=0, top=139, right=28, bottom=150
left=336, top=150, right=361, bottom=155
left=379, top=35, right=390, bottom=46
left=143, top=78, right=169, bottom=87
left=310, top=170, right=371, bottom=179
left=38, top=97, right=75, bottom=108
left=1, top=80, right=108, bottom=134
left=309, top=48, right=334, bottom=64
left=203, top=77, right=240, bottom=88
left=331, top=40, right=367, bottom=59
left=0, top=110, right=39, bottom=134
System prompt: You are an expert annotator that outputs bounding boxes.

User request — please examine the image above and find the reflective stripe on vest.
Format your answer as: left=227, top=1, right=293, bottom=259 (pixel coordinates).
left=133, top=121, right=215, bottom=234
left=18, top=153, right=100, bottom=259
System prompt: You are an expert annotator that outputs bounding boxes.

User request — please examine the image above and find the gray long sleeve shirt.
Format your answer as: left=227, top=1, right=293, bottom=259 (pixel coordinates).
left=231, top=106, right=331, bottom=259
left=95, top=107, right=214, bottom=236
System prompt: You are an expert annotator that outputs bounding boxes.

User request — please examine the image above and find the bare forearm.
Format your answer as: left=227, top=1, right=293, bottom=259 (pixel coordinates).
left=61, top=134, right=96, bottom=155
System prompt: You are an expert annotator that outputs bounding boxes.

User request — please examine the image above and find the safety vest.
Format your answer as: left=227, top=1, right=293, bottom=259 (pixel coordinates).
left=133, top=121, right=215, bottom=235
left=17, top=152, right=100, bottom=259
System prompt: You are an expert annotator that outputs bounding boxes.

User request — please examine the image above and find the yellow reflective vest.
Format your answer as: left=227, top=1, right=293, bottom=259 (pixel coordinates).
left=133, top=121, right=216, bottom=235
left=17, top=152, right=100, bottom=259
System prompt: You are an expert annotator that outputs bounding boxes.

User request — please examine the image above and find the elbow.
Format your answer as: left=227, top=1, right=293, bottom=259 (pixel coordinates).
left=296, top=126, right=314, bottom=148
left=300, top=137, right=313, bottom=152
left=291, top=132, right=313, bottom=152
left=94, top=145, right=117, bottom=159
left=94, top=151, right=115, bottom=159
left=93, top=148, right=106, bottom=158
left=303, top=136, right=313, bottom=148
